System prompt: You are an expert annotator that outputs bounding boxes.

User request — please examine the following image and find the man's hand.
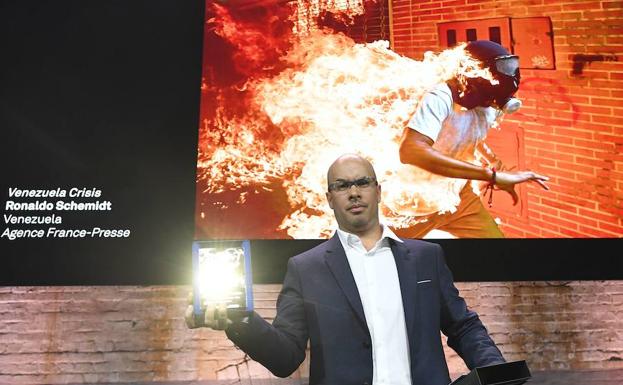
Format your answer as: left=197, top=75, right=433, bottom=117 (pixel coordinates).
left=494, top=170, right=550, bottom=205
left=184, top=293, right=231, bottom=330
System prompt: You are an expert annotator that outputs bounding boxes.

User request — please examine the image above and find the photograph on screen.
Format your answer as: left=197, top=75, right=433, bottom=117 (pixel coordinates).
left=195, top=0, right=622, bottom=240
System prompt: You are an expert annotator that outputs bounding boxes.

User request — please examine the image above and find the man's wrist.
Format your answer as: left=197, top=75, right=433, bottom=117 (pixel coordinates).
left=482, top=167, right=497, bottom=208
left=190, top=311, right=206, bottom=328
left=225, top=311, right=252, bottom=339
left=483, top=167, right=495, bottom=183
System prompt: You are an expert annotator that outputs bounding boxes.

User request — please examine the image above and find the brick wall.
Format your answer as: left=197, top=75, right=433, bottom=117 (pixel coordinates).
left=1, top=283, right=622, bottom=383
left=391, top=0, right=623, bottom=237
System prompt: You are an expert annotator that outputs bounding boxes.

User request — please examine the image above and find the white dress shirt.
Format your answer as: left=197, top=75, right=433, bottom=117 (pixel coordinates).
left=337, top=225, right=412, bottom=385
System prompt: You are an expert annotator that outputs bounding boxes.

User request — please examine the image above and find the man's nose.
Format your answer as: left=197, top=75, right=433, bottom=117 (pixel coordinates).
left=347, top=185, right=361, bottom=198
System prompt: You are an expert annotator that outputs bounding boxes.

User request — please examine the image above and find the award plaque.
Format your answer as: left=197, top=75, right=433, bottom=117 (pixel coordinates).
left=192, top=240, right=253, bottom=317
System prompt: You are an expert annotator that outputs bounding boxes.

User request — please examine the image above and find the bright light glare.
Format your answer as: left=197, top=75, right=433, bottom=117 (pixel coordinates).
left=197, top=247, right=246, bottom=307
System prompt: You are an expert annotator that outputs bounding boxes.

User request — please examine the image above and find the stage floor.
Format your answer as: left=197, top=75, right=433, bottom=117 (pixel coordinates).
left=53, top=369, right=621, bottom=385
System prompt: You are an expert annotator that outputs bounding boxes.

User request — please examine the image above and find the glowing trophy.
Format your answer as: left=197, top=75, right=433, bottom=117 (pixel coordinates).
left=192, top=240, right=253, bottom=328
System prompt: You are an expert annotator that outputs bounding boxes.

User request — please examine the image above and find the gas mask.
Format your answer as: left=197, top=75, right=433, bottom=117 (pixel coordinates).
left=491, top=54, right=521, bottom=113
left=449, top=40, right=522, bottom=114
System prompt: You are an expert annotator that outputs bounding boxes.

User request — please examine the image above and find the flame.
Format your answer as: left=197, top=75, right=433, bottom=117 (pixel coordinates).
left=198, top=1, right=497, bottom=239
left=293, top=0, right=367, bottom=35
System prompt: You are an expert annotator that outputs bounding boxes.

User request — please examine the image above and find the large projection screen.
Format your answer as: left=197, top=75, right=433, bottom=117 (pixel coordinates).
left=195, top=0, right=623, bottom=241
left=1, top=0, right=621, bottom=285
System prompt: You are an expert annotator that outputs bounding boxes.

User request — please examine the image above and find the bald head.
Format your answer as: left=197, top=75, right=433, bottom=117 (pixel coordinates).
left=327, top=154, right=377, bottom=188
left=325, top=154, right=382, bottom=237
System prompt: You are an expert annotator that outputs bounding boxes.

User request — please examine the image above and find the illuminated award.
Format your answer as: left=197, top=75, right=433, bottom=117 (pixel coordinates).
left=192, top=240, right=253, bottom=320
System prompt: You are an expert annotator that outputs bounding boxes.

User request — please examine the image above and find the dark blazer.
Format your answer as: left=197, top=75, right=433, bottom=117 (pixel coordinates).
left=226, top=235, right=504, bottom=385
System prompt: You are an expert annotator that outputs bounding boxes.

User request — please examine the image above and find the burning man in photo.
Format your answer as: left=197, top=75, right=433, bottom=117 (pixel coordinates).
left=196, top=2, right=553, bottom=239
left=396, top=40, right=550, bottom=238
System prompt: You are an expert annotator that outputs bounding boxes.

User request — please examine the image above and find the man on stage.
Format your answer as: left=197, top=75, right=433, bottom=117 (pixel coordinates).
left=187, top=153, right=505, bottom=385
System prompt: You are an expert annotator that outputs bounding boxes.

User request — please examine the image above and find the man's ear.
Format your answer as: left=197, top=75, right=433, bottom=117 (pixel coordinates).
left=326, top=191, right=334, bottom=209
left=377, top=183, right=382, bottom=203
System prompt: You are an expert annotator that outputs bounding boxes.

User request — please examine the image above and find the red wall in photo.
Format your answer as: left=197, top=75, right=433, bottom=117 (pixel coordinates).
left=391, top=0, right=623, bottom=237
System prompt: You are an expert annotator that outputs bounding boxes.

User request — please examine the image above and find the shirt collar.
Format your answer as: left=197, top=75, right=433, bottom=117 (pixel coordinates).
left=380, top=224, right=403, bottom=244
left=336, top=224, right=403, bottom=249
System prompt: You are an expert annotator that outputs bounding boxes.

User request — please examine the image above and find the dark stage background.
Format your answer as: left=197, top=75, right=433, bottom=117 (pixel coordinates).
left=0, top=0, right=621, bottom=285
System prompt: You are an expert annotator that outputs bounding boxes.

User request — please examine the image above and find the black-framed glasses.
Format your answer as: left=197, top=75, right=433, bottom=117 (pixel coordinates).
left=328, top=176, right=377, bottom=193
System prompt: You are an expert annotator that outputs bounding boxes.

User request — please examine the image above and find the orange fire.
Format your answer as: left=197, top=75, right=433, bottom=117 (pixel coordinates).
left=293, top=0, right=367, bottom=35
left=198, top=1, right=496, bottom=238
